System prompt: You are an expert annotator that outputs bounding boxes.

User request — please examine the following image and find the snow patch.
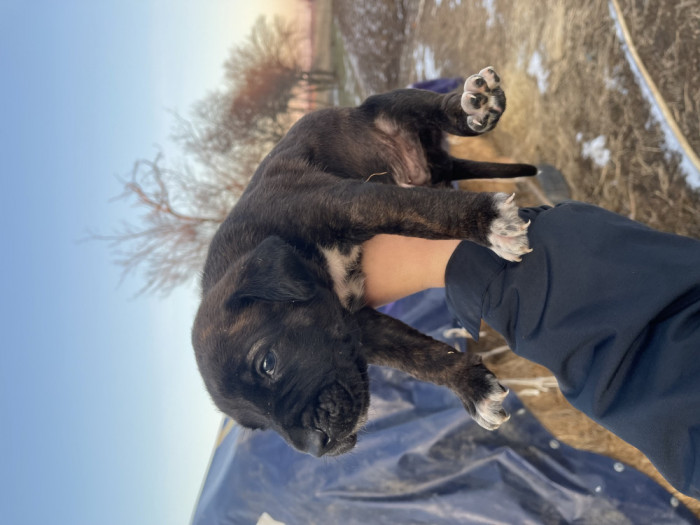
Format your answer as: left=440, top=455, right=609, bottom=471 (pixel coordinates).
left=436, top=0, right=462, bottom=8
left=608, top=0, right=700, bottom=188
left=414, top=44, right=441, bottom=80
left=603, top=65, right=628, bottom=95
left=482, top=0, right=496, bottom=27
left=577, top=134, right=611, bottom=168
left=527, top=50, right=550, bottom=94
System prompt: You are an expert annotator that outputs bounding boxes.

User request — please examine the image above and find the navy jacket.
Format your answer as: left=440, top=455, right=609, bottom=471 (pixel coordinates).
left=445, top=202, right=700, bottom=498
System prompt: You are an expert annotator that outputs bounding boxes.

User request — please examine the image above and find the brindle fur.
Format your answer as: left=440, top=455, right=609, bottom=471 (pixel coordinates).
left=193, top=71, right=536, bottom=457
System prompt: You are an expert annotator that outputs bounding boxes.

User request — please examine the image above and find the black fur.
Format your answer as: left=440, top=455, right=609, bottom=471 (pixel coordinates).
left=193, top=71, right=536, bottom=456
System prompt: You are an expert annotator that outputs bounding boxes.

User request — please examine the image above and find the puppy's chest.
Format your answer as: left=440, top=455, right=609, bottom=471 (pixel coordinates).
left=320, top=245, right=364, bottom=311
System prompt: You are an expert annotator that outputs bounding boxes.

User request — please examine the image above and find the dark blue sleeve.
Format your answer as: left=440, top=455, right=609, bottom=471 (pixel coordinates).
left=444, top=201, right=700, bottom=499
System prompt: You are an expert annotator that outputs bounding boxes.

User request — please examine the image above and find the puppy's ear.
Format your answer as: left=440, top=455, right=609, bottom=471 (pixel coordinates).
left=229, top=236, right=317, bottom=304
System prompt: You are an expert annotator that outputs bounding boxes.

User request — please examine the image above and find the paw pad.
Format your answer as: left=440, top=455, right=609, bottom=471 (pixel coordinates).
left=460, top=66, right=506, bottom=132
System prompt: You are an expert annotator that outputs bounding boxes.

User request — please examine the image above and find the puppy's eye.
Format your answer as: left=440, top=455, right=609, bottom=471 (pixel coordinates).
left=261, top=352, right=277, bottom=376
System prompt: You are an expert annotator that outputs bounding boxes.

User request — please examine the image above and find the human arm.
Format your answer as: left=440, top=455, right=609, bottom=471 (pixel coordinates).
left=362, top=206, right=700, bottom=498
left=361, top=235, right=460, bottom=308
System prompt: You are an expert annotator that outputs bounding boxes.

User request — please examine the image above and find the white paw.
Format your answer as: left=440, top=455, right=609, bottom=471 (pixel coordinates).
left=473, top=375, right=510, bottom=430
left=460, top=66, right=506, bottom=133
left=487, top=193, right=533, bottom=262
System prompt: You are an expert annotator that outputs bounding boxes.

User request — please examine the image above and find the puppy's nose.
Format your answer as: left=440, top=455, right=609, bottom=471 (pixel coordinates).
left=304, top=429, right=330, bottom=457
left=304, top=428, right=358, bottom=457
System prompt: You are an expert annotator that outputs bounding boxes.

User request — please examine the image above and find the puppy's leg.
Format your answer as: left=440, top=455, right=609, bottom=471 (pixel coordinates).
left=356, top=307, right=509, bottom=430
left=449, top=158, right=538, bottom=181
left=271, top=179, right=531, bottom=262
left=308, top=181, right=531, bottom=262
left=362, top=66, right=506, bottom=136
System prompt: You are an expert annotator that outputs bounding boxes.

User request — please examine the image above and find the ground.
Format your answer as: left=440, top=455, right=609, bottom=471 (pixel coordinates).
left=316, top=0, right=700, bottom=515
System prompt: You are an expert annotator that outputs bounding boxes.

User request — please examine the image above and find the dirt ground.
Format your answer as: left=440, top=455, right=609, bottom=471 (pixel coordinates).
left=325, top=0, right=700, bottom=516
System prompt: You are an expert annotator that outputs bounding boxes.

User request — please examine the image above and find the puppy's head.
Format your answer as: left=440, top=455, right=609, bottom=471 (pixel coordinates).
left=192, top=236, right=370, bottom=457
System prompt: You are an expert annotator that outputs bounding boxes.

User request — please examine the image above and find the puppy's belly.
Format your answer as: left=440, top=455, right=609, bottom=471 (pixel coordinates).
left=374, top=116, right=431, bottom=187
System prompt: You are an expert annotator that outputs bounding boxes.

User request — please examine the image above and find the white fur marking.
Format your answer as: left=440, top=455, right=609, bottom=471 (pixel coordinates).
left=487, top=193, right=533, bottom=261
left=320, top=246, right=363, bottom=308
left=474, top=375, right=510, bottom=430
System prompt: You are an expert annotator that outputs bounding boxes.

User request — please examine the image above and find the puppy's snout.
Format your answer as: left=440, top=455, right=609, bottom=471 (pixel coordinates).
left=300, top=382, right=360, bottom=457
left=317, top=383, right=356, bottom=428
left=305, top=428, right=330, bottom=457
left=304, top=428, right=357, bottom=457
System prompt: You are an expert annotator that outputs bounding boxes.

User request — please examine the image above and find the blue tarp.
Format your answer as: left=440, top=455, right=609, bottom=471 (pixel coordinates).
left=191, top=289, right=699, bottom=524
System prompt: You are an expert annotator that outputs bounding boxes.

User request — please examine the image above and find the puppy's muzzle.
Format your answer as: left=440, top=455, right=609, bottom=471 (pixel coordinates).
left=303, top=382, right=362, bottom=457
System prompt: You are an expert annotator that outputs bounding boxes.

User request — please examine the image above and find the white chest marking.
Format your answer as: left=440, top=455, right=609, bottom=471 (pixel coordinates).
left=320, top=245, right=364, bottom=308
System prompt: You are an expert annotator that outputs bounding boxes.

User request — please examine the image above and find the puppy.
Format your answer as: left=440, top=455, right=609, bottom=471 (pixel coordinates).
left=192, top=68, right=536, bottom=457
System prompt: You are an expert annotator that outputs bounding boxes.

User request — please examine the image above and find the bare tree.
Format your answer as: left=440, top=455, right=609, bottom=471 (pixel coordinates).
left=197, top=16, right=336, bottom=153
left=95, top=15, right=337, bottom=295
left=93, top=150, right=252, bottom=295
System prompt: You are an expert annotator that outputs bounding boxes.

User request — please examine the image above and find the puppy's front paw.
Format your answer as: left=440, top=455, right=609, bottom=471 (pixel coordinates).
left=487, top=193, right=532, bottom=262
left=473, top=374, right=510, bottom=430
left=460, top=66, right=506, bottom=133
left=452, top=355, right=510, bottom=430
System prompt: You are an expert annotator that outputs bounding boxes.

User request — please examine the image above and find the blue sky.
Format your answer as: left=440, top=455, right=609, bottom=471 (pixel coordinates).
left=0, top=2, right=295, bottom=524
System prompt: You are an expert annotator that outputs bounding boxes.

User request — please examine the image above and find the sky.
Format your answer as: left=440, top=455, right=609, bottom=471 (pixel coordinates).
left=0, top=1, right=300, bottom=524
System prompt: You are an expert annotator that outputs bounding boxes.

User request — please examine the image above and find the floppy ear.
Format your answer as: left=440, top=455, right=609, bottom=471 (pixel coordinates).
left=229, top=236, right=317, bottom=304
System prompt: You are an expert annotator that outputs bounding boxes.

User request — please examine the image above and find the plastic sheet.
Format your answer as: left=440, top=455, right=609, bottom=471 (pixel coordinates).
left=191, top=289, right=698, bottom=524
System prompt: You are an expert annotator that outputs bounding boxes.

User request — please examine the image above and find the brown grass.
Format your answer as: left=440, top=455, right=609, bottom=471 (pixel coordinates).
left=406, top=0, right=700, bottom=239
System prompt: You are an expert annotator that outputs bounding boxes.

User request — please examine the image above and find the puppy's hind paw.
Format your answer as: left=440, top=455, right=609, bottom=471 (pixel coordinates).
left=460, top=66, right=506, bottom=133
left=487, top=193, right=533, bottom=262
left=473, top=376, right=510, bottom=430
left=452, top=355, right=510, bottom=431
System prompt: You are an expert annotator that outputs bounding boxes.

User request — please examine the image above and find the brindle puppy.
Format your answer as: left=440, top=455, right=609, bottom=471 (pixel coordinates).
left=193, top=68, right=536, bottom=457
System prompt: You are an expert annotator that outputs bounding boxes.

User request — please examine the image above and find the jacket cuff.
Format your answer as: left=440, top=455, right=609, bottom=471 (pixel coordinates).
left=444, top=241, right=506, bottom=340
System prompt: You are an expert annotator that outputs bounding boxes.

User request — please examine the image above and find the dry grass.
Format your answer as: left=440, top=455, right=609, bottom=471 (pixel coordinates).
left=405, top=0, right=700, bottom=238
left=618, top=0, right=700, bottom=157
